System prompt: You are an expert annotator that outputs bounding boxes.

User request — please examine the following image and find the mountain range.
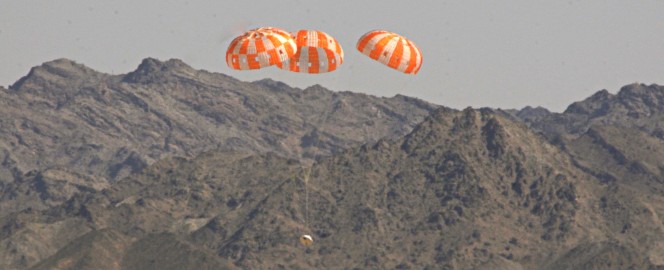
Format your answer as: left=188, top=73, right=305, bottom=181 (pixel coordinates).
left=1, top=58, right=663, bottom=269
left=0, top=58, right=436, bottom=220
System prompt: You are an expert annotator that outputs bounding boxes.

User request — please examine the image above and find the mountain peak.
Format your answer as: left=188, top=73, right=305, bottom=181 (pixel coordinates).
left=401, top=107, right=508, bottom=154
left=122, top=58, right=196, bottom=84
left=9, top=58, right=100, bottom=91
left=564, top=89, right=613, bottom=115
left=141, top=58, right=192, bottom=71
left=42, top=58, right=86, bottom=69
left=520, top=105, right=550, bottom=113
left=617, top=83, right=648, bottom=95
left=616, top=83, right=663, bottom=100
left=564, top=84, right=664, bottom=117
left=515, top=106, right=552, bottom=121
left=303, top=84, right=331, bottom=92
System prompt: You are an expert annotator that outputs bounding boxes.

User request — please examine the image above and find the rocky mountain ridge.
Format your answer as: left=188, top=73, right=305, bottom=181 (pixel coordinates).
left=511, top=83, right=664, bottom=138
left=0, top=58, right=437, bottom=218
left=3, top=107, right=663, bottom=269
left=1, top=58, right=664, bottom=269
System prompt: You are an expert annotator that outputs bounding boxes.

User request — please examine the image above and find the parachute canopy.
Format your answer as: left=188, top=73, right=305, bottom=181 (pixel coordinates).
left=226, top=27, right=297, bottom=70
left=356, top=30, right=422, bottom=74
left=299, top=234, right=314, bottom=246
left=278, top=30, right=344, bottom=74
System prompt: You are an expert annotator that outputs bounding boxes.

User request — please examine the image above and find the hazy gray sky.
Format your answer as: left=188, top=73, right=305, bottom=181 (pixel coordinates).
left=1, top=0, right=663, bottom=111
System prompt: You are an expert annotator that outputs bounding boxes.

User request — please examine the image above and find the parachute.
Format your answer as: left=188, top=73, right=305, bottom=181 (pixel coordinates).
left=226, top=27, right=297, bottom=70
left=356, top=30, right=422, bottom=74
left=277, top=30, right=344, bottom=74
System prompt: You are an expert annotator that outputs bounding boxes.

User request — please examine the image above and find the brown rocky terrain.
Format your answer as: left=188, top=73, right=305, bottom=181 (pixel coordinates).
left=510, top=83, right=664, bottom=138
left=508, top=83, right=664, bottom=212
left=1, top=58, right=664, bottom=269
left=0, top=58, right=437, bottom=219
left=2, top=107, right=663, bottom=269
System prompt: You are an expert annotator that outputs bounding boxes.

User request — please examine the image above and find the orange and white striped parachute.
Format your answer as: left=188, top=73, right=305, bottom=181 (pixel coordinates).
left=356, top=30, right=422, bottom=74
left=226, top=27, right=297, bottom=70
left=278, top=30, right=344, bottom=74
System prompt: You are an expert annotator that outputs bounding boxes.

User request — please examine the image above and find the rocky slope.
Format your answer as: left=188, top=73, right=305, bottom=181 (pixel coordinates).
left=0, top=58, right=437, bottom=218
left=2, top=58, right=664, bottom=269
left=2, top=108, right=662, bottom=269
left=513, top=83, right=664, bottom=138
left=509, top=83, right=664, bottom=196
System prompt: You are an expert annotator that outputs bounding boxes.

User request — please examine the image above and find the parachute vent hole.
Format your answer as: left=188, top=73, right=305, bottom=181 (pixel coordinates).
left=308, top=62, right=312, bottom=67
left=331, top=60, right=335, bottom=64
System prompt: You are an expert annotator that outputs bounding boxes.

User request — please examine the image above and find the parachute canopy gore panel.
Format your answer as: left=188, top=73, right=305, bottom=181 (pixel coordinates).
left=278, top=30, right=344, bottom=74
left=356, top=30, right=422, bottom=74
left=226, top=27, right=297, bottom=70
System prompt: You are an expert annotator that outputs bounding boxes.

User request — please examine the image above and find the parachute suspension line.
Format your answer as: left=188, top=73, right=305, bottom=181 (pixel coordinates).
left=305, top=171, right=309, bottom=229
left=303, top=166, right=311, bottom=229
